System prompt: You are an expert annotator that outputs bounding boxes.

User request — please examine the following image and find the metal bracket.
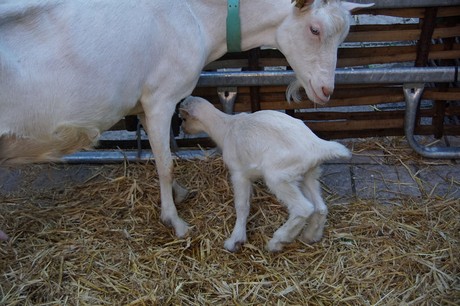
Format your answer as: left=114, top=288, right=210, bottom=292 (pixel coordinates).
left=403, top=83, right=460, bottom=159
left=217, top=87, right=238, bottom=114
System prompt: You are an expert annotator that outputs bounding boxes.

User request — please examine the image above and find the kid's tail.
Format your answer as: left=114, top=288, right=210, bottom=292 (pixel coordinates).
left=320, top=140, right=352, bottom=162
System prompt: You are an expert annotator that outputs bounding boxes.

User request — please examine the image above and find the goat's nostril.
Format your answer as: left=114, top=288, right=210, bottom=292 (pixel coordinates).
left=322, top=87, right=332, bottom=98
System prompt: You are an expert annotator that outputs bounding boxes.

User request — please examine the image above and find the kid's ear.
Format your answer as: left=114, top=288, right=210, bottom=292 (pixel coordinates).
left=341, top=1, right=374, bottom=12
left=291, top=0, right=314, bottom=11
left=179, top=108, right=190, bottom=119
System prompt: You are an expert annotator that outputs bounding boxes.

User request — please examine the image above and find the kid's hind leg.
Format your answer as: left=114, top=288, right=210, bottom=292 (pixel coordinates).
left=224, top=173, right=252, bottom=252
left=265, top=180, right=315, bottom=252
left=300, top=167, right=328, bottom=244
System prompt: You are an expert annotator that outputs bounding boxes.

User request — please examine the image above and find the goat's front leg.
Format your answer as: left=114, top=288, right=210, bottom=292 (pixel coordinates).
left=139, top=114, right=190, bottom=205
left=224, top=172, right=252, bottom=252
left=141, top=103, right=189, bottom=238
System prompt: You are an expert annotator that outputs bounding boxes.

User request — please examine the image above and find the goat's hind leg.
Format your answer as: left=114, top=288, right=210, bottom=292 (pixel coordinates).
left=224, top=173, right=252, bottom=252
left=266, top=180, right=315, bottom=252
left=300, top=168, right=328, bottom=244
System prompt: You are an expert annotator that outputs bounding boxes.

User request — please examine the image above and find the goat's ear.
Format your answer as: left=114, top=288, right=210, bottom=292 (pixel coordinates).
left=291, top=0, right=314, bottom=11
left=179, top=108, right=190, bottom=119
left=341, top=1, right=374, bottom=12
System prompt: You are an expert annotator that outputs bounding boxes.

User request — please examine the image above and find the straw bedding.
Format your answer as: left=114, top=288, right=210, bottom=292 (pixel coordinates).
left=1, top=140, right=459, bottom=305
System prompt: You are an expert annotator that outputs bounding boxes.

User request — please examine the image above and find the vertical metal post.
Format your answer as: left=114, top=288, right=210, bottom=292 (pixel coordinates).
left=248, top=48, right=261, bottom=112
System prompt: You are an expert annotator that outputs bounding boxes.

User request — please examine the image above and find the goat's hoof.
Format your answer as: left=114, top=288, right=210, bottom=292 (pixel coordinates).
left=266, top=239, right=284, bottom=252
left=224, top=239, right=245, bottom=252
left=300, top=233, right=323, bottom=245
left=162, top=216, right=190, bottom=238
left=174, top=220, right=190, bottom=238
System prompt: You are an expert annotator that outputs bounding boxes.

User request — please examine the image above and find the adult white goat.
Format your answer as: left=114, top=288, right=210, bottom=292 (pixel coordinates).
left=0, top=0, right=370, bottom=239
left=179, top=96, right=351, bottom=252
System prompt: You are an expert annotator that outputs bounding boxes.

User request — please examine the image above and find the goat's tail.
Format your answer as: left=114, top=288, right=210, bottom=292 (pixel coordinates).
left=0, top=126, right=99, bottom=165
left=319, top=140, right=352, bottom=162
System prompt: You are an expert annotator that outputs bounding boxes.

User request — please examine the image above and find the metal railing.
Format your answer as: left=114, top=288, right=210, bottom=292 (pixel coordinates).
left=64, top=66, right=460, bottom=162
left=197, top=66, right=458, bottom=86
left=351, top=0, right=460, bottom=9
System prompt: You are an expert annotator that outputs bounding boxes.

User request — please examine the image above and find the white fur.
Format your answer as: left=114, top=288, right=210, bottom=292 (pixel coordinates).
left=0, top=0, right=367, bottom=238
left=180, top=97, right=351, bottom=252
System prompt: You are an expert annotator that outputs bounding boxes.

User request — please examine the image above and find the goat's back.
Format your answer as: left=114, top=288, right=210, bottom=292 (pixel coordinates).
left=0, top=0, right=204, bottom=164
left=223, top=110, right=350, bottom=175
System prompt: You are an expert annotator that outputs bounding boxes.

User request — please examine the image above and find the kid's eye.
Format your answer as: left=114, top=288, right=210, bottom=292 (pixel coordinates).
left=310, top=26, right=320, bottom=36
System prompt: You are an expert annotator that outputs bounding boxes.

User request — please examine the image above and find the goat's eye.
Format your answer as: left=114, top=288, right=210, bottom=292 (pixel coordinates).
left=310, top=26, right=320, bottom=36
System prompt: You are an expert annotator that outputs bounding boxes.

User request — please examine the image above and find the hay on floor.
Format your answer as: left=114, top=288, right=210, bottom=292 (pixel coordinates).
left=1, top=142, right=459, bottom=305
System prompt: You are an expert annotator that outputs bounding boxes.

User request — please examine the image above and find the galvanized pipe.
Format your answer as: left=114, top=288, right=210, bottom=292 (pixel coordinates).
left=64, top=66, right=459, bottom=163
left=63, top=150, right=210, bottom=164
left=351, top=0, right=460, bottom=9
left=197, top=66, right=458, bottom=87
left=217, top=87, right=238, bottom=114
left=403, top=84, right=460, bottom=159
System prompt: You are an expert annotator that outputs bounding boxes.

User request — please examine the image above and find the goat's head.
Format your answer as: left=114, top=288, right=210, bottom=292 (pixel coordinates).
left=179, top=97, right=208, bottom=135
left=279, top=0, right=373, bottom=104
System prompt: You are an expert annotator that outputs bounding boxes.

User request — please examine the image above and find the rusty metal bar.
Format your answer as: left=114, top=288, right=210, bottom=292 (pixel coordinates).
left=432, top=24, right=458, bottom=139
left=415, top=7, right=437, bottom=67
left=414, top=7, right=438, bottom=138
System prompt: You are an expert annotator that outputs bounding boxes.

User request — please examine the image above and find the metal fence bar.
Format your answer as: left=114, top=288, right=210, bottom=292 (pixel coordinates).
left=350, top=0, right=460, bottom=9
left=63, top=66, right=459, bottom=163
left=63, top=150, right=211, bottom=164
left=62, top=0, right=460, bottom=163
left=197, top=66, right=458, bottom=87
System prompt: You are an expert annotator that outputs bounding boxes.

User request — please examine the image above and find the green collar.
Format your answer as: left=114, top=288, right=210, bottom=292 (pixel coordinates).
left=226, top=0, right=241, bottom=52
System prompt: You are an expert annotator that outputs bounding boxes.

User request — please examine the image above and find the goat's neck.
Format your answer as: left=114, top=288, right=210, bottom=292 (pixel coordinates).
left=186, top=0, right=290, bottom=63
left=198, top=108, right=231, bottom=148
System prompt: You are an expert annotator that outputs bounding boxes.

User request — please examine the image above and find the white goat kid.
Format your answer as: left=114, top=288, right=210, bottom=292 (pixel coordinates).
left=0, top=0, right=370, bottom=239
left=180, top=97, right=351, bottom=252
